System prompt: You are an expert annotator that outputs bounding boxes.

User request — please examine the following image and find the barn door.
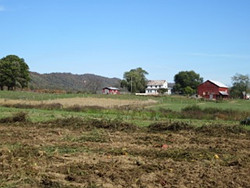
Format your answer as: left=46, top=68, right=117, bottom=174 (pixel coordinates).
left=209, top=94, right=213, bottom=100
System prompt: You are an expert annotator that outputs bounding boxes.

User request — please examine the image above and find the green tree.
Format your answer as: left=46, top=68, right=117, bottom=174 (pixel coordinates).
left=0, top=60, right=16, bottom=90
left=183, top=86, right=194, bottom=96
left=0, top=60, right=9, bottom=90
left=230, top=73, right=249, bottom=98
left=0, top=55, right=30, bottom=90
left=158, top=88, right=168, bottom=95
left=173, top=70, right=203, bottom=95
left=121, top=67, right=148, bottom=93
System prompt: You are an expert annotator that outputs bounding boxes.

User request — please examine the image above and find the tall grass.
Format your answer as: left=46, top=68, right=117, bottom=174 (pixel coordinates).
left=181, top=105, right=249, bottom=121
left=0, top=90, right=156, bottom=101
left=0, top=105, right=248, bottom=126
left=0, top=90, right=88, bottom=100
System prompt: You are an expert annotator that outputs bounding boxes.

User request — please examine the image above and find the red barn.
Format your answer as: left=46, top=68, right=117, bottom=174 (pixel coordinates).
left=197, top=80, right=229, bottom=100
left=102, top=87, right=120, bottom=95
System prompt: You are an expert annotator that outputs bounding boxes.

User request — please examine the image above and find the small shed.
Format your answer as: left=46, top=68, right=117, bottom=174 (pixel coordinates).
left=197, top=80, right=229, bottom=100
left=102, top=87, right=120, bottom=95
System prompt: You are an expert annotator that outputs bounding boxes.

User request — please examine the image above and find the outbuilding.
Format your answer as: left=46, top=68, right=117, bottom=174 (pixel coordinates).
left=197, top=80, right=229, bottom=100
left=102, top=87, right=120, bottom=95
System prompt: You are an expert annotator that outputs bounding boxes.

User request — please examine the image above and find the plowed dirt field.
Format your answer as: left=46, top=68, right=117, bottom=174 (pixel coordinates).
left=0, top=119, right=250, bottom=188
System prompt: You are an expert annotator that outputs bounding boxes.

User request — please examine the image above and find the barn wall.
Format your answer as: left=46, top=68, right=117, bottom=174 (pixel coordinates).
left=198, top=82, right=218, bottom=99
left=102, top=88, right=120, bottom=95
left=198, top=81, right=229, bottom=99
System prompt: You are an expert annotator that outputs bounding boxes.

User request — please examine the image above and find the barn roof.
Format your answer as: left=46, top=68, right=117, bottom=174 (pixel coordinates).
left=219, top=91, right=229, bottom=96
left=147, top=80, right=166, bottom=86
left=208, top=80, right=228, bottom=88
left=103, top=87, right=120, bottom=90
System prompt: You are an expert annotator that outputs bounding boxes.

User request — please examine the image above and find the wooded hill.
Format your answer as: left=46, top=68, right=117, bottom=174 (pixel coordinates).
left=29, top=72, right=121, bottom=93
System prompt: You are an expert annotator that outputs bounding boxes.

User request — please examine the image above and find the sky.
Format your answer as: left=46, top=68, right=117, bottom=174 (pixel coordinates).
left=0, top=0, right=250, bottom=86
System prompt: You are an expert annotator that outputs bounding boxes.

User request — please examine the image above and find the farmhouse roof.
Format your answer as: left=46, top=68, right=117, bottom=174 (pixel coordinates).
left=208, top=80, right=228, bottom=88
left=147, top=80, right=166, bottom=86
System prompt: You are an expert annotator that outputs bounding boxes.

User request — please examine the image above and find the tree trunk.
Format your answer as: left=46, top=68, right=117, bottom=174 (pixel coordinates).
left=8, top=86, right=14, bottom=90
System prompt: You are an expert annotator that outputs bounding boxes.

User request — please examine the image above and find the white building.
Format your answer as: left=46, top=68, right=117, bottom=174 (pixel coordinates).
left=145, top=80, right=170, bottom=95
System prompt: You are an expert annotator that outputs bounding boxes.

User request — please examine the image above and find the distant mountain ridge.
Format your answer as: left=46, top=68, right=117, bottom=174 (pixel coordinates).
left=29, top=72, right=121, bottom=93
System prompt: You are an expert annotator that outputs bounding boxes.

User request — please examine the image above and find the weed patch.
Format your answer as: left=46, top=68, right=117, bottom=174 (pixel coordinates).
left=181, top=105, right=250, bottom=121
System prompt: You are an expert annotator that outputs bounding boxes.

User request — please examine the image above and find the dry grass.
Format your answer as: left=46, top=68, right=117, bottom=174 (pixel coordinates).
left=0, top=97, right=157, bottom=109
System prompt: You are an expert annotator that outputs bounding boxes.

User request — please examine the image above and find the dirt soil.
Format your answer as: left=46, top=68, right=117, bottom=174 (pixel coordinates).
left=0, top=121, right=250, bottom=188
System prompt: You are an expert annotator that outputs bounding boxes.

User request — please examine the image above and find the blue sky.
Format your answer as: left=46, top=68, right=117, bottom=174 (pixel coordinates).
left=0, top=0, right=249, bottom=86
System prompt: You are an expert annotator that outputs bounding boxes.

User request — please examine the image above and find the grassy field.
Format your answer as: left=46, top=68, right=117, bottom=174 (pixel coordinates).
left=0, top=90, right=152, bottom=101
left=1, top=90, right=249, bottom=111
left=0, top=90, right=249, bottom=124
left=0, top=91, right=250, bottom=187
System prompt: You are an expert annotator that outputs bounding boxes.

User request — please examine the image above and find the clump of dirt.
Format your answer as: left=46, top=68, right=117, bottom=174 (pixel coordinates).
left=0, top=112, right=28, bottom=123
left=148, top=121, right=194, bottom=132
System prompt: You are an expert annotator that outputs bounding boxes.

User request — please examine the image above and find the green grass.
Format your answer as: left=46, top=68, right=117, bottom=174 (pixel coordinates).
left=1, top=90, right=249, bottom=112
left=63, top=129, right=108, bottom=143
left=43, top=145, right=89, bottom=155
left=0, top=90, right=89, bottom=100
left=150, top=96, right=250, bottom=112
left=0, top=106, right=240, bottom=128
left=0, top=90, right=152, bottom=101
left=0, top=91, right=249, bottom=128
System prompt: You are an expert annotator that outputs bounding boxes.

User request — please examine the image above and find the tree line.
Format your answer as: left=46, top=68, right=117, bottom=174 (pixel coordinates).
left=121, top=67, right=249, bottom=98
left=0, top=55, right=30, bottom=90
left=121, top=68, right=204, bottom=95
left=0, top=54, right=249, bottom=98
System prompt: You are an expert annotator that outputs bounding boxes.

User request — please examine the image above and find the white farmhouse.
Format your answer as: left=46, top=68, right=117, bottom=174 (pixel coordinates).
left=145, top=80, right=169, bottom=95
